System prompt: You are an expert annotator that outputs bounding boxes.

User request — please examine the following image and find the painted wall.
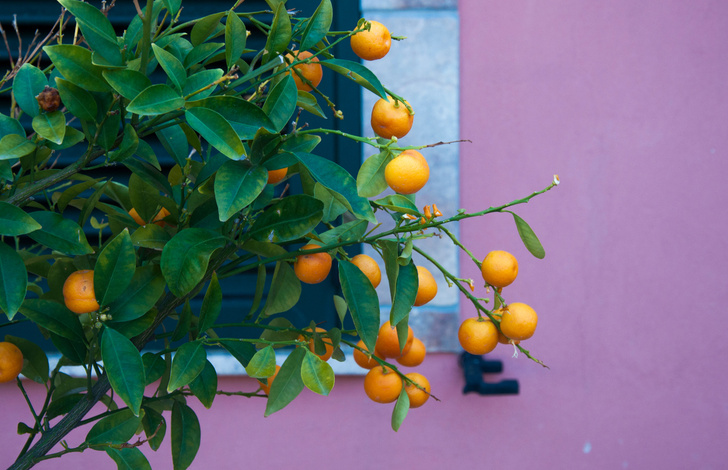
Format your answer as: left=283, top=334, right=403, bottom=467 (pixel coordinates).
left=2, top=1, right=728, bottom=469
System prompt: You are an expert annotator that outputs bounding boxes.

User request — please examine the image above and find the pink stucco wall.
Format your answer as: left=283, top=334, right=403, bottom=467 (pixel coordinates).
left=2, top=1, right=728, bottom=469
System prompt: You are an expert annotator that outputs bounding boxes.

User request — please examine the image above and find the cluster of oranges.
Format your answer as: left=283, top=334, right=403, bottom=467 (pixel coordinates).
left=458, top=250, right=539, bottom=356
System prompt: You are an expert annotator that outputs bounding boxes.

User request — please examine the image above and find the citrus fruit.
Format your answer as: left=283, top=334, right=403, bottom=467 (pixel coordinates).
left=350, top=253, right=381, bottom=288
left=414, top=265, right=437, bottom=306
left=285, top=50, right=322, bottom=92
left=257, top=364, right=281, bottom=395
left=267, top=168, right=288, bottom=185
left=353, top=339, right=382, bottom=370
left=129, top=207, right=171, bottom=227
left=0, top=342, right=24, bottom=383
left=375, top=321, right=413, bottom=359
left=350, top=20, right=391, bottom=60
left=63, top=270, right=99, bottom=314
left=363, top=365, right=402, bottom=403
left=492, top=308, right=520, bottom=345
left=300, top=327, right=334, bottom=361
left=404, top=372, right=431, bottom=408
left=499, top=302, right=538, bottom=341
left=371, top=97, right=414, bottom=139
left=481, top=250, right=518, bottom=288
left=458, top=317, right=498, bottom=355
left=294, top=244, right=332, bottom=284
left=396, top=337, right=426, bottom=367
left=384, top=150, right=429, bottom=195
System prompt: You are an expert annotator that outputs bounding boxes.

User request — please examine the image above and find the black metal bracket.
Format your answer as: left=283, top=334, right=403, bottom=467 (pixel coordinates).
left=459, top=352, right=519, bottom=395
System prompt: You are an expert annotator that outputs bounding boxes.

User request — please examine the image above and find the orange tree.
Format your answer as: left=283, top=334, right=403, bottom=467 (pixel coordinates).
left=0, top=1, right=558, bottom=468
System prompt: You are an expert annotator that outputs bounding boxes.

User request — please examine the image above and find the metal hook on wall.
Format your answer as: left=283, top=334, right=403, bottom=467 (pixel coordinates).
left=459, top=352, right=519, bottom=395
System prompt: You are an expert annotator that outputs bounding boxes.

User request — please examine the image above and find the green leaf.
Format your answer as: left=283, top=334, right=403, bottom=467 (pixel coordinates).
left=294, top=152, right=376, bottom=223
left=262, top=261, right=301, bottom=317
left=156, top=124, right=188, bottom=168
left=338, top=259, right=380, bottom=354
left=264, top=346, right=305, bottom=417
left=214, top=159, right=268, bottom=221
left=142, top=352, right=166, bottom=386
left=0, top=112, right=25, bottom=137
left=190, top=12, right=225, bottom=46
left=197, top=273, right=222, bottom=336
left=299, top=0, right=333, bottom=51
left=101, top=327, right=145, bottom=416
left=162, top=0, right=182, bottom=15
left=87, top=408, right=142, bottom=445
left=105, top=448, right=152, bottom=470
left=160, top=228, right=226, bottom=297
left=391, top=386, right=410, bottom=432
left=13, top=63, right=47, bottom=117
left=263, top=3, right=291, bottom=64
left=4, top=335, right=48, bottom=384
left=189, top=360, right=217, bottom=409
left=141, top=406, right=166, bottom=451
left=127, top=84, right=184, bottom=116
left=108, top=124, right=139, bottom=163
left=333, top=294, right=348, bottom=325
left=219, top=340, right=256, bottom=368
left=321, top=59, right=387, bottom=99
left=186, top=96, right=275, bottom=139
left=0, top=134, right=36, bottom=160
left=391, top=261, right=418, bottom=330
left=225, top=11, right=247, bottom=70
left=185, top=107, right=246, bottom=160
left=372, top=194, right=419, bottom=215
left=46, top=126, right=85, bottom=151
left=296, top=90, right=326, bottom=118
left=183, top=43, right=224, bottom=69
left=357, top=150, right=393, bottom=198
left=168, top=340, right=207, bottom=392
left=27, top=211, right=93, bottom=255
left=131, top=224, right=171, bottom=250
left=59, top=0, right=122, bottom=66
left=55, top=78, right=97, bottom=122
left=171, top=402, right=201, bottom=470
left=510, top=211, right=546, bottom=259
left=262, top=75, right=297, bottom=132
left=43, top=45, right=110, bottom=92
left=0, top=243, right=27, bottom=320
left=171, top=301, right=192, bottom=342
left=318, top=219, right=368, bottom=246
left=153, top=44, right=187, bottom=91
left=314, top=183, right=351, bottom=223
left=95, top=229, right=136, bottom=306
left=129, top=172, right=161, bottom=224
left=106, top=265, right=165, bottom=322
left=301, top=349, right=335, bottom=396
left=249, top=194, right=323, bottom=243
left=280, top=134, right=321, bottom=154
left=102, top=69, right=152, bottom=101
left=0, top=202, right=42, bottom=236
left=245, top=345, right=276, bottom=378
left=124, top=158, right=173, bottom=195
left=183, top=68, right=224, bottom=100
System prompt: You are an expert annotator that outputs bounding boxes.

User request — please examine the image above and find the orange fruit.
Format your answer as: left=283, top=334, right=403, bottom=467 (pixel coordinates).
left=414, top=265, right=437, bottom=307
left=350, top=254, right=381, bottom=288
left=404, top=372, right=431, bottom=408
left=257, top=364, right=281, bottom=395
left=267, top=167, right=288, bottom=185
left=299, top=327, right=334, bottom=361
left=63, top=270, right=99, bottom=314
left=294, top=244, right=332, bottom=284
left=0, top=342, right=24, bottom=383
left=129, top=207, right=171, bottom=227
left=350, top=20, right=391, bottom=61
left=353, top=339, right=382, bottom=370
left=371, top=97, right=414, bottom=140
left=492, top=308, right=520, bottom=345
left=375, top=321, right=413, bottom=359
left=285, top=51, right=323, bottom=92
left=363, top=365, right=402, bottom=403
left=384, top=150, right=429, bottom=195
left=499, top=303, right=538, bottom=341
left=481, top=250, right=518, bottom=288
left=396, top=337, right=426, bottom=367
left=458, top=317, right=498, bottom=355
